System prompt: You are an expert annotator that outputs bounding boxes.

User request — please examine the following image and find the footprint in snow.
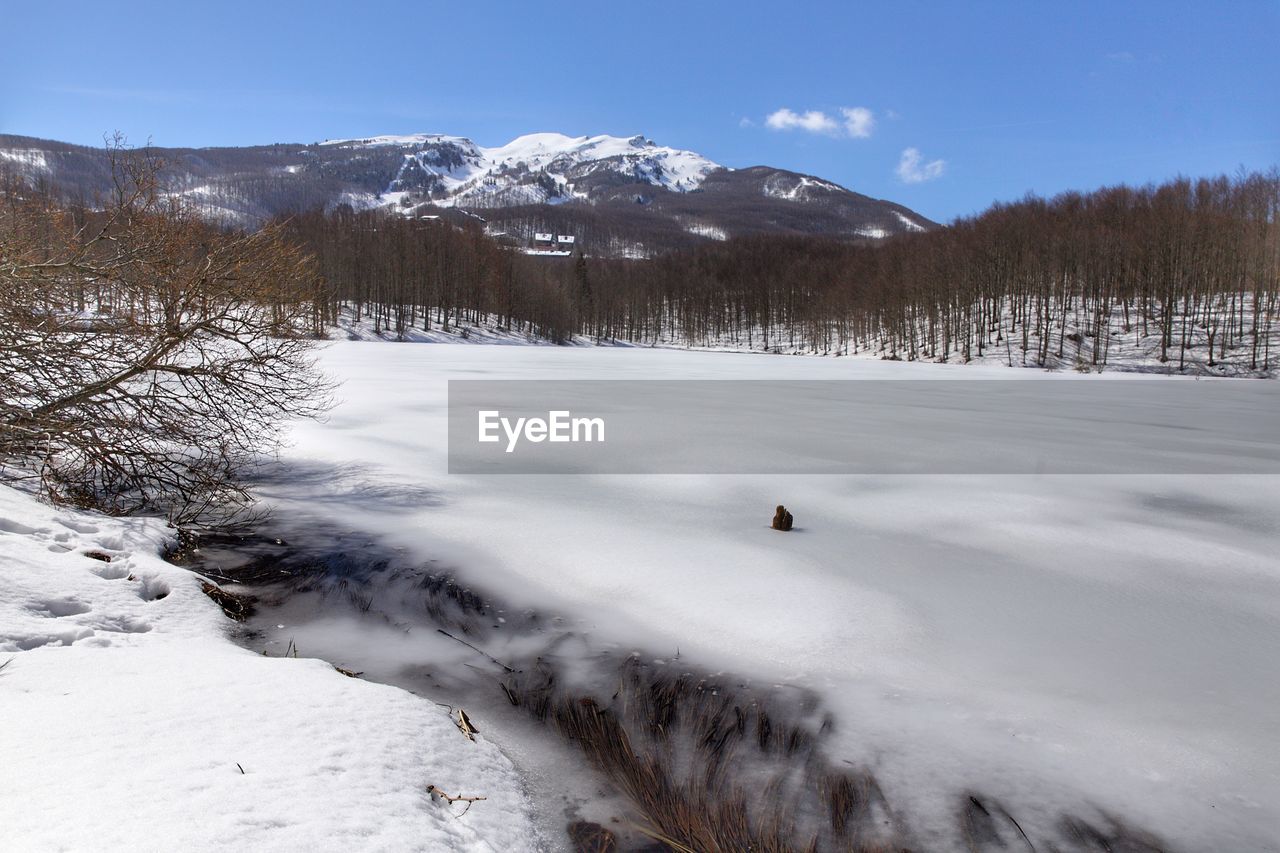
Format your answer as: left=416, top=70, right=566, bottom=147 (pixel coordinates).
left=93, top=615, right=151, bottom=634
left=5, top=627, right=96, bottom=651
left=0, top=517, right=46, bottom=536
left=31, top=597, right=93, bottom=618
left=90, top=562, right=133, bottom=580
left=55, top=517, right=100, bottom=534
left=136, top=577, right=171, bottom=601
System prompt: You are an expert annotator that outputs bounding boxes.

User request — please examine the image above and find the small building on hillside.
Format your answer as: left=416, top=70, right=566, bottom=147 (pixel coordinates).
left=524, top=231, right=577, bottom=257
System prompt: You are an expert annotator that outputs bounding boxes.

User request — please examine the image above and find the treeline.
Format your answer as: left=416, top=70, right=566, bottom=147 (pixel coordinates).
left=605, top=172, right=1280, bottom=370
left=294, top=171, right=1279, bottom=372
left=281, top=208, right=578, bottom=342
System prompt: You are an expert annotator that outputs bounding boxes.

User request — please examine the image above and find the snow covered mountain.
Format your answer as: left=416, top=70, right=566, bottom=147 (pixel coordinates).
left=330, top=132, right=720, bottom=208
left=0, top=131, right=937, bottom=255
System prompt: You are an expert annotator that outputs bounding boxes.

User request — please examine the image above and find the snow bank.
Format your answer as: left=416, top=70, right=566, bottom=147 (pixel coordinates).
left=0, top=485, right=537, bottom=852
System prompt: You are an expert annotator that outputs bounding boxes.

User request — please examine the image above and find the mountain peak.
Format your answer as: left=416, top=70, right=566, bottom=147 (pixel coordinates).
left=356, top=131, right=724, bottom=209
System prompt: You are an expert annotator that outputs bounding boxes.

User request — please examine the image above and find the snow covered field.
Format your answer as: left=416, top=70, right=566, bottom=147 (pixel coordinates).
left=247, top=343, right=1280, bottom=851
left=0, top=485, right=539, bottom=852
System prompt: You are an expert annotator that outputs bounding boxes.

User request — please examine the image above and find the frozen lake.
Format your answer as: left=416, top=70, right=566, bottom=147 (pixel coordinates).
left=253, top=344, right=1280, bottom=850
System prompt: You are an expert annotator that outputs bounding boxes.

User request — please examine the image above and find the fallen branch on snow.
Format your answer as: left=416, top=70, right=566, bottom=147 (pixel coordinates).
left=426, top=785, right=487, bottom=816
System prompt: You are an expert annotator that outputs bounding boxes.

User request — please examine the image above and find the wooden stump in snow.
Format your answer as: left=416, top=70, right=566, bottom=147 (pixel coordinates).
left=771, top=505, right=794, bottom=531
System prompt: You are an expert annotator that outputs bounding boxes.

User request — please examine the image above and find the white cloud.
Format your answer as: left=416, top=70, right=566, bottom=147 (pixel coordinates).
left=840, top=107, right=875, bottom=138
left=764, top=106, right=875, bottom=138
left=765, top=108, right=839, bottom=134
left=896, top=147, right=945, bottom=183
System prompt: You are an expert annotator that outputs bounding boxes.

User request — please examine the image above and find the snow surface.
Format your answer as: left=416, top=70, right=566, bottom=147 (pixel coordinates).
left=0, top=484, right=538, bottom=852
left=251, top=343, right=1280, bottom=851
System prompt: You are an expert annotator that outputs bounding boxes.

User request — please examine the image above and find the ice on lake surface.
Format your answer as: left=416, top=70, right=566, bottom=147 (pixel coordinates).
left=256, top=343, right=1280, bottom=850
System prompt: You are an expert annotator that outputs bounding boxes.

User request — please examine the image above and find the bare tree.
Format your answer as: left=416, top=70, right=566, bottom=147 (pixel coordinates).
left=0, top=139, right=331, bottom=524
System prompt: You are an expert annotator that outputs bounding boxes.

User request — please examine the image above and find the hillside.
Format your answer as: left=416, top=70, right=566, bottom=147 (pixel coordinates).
left=0, top=131, right=936, bottom=256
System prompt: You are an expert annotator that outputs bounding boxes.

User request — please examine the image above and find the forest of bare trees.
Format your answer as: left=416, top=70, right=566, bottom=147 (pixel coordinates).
left=290, top=171, right=1279, bottom=373
left=281, top=207, right=579, bottom=342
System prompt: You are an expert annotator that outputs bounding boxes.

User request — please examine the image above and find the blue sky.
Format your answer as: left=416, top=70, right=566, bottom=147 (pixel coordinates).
left=2, top=0, right=1277, bottom=223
